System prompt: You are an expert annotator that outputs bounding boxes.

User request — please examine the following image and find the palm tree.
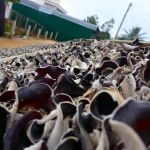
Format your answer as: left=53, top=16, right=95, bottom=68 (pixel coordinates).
left=0, top=0, right=19, bottom=37
left=118, top=26, right=147, bottom=40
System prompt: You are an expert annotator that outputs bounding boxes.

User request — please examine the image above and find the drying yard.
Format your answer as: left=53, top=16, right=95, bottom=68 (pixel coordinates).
left=0, top=38, right=150, bottom=150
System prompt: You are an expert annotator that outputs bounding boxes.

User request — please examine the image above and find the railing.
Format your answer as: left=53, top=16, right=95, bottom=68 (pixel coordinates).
left=9, top=10, right=47, bottom=35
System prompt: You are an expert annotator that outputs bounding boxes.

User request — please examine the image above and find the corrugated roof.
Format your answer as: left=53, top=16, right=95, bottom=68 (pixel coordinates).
left=20, top=0, right=98, bottom=31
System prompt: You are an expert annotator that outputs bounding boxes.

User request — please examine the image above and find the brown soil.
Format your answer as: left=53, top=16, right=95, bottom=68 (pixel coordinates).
left=0, top=37, right=57, bottom=49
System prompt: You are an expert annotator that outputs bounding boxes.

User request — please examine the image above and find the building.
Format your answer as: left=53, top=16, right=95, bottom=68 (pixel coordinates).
left=11, top=0, right=100, bottom=41
left=5, top=2, right=13, bottom=18
left=26, top=0, right=66, bottom=14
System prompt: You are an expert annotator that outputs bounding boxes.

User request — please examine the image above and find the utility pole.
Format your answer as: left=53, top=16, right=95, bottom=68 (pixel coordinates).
left=114, top=3, right=132, bottom=39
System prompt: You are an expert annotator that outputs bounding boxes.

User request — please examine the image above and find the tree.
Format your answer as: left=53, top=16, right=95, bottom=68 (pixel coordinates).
left=118, top=26, right=147, bottom=40
left=100, top=31, right=110, bottom=40
left=0, top=0, right=19, bottom=36
left=84, top=15, right=99, bottom=25
left=84, top=15, right=115, bottom=40
left=100, top=18, right=114, bottom=40
left=100, top=18, right=115, bottom=32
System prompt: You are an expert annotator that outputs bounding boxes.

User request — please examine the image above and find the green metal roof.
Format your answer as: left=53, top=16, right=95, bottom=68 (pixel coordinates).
left=12, top=2, right=100, bottom=41
left=20, top=0, right=98, bottom=31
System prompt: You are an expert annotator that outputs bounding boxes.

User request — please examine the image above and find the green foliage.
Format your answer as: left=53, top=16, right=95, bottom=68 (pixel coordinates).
left=99, top=18, right=114, bottom=40
left=84, top=15, right=99, bottom=25
left=116, top=36, right=126, bottom=40
left=5, top=24, right=12, bottom=32
left=18, top=29, right=26, bottom=37
left=99, top=31, right=110, bottom=40
left=5, top=0, right=20, bottom=5
left=100, top=18, right=115, bottom=32
left=84, top=15, right=115, bottom=40
left=119, top=26, right=147, bottom=40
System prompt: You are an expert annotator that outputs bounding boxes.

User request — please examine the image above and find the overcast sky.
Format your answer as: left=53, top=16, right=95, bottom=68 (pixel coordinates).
left=59, top=0, right=150, bottom=41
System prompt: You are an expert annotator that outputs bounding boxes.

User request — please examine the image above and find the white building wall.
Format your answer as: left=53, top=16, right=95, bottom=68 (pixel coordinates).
left=30, top=0, right=45, bottom=5
left=5, top=2, right=12, bottom=18
left=29, top=0, right=60, bottom=5
left=50, top=0, right=60, bottom=4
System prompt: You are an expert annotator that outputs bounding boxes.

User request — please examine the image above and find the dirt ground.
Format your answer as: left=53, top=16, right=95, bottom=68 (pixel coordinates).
left=0, top=37, right=57, bottom=49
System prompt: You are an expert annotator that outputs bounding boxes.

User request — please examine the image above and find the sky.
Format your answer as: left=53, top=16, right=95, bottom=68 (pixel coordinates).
left=59, top=0, right=150, bottom=41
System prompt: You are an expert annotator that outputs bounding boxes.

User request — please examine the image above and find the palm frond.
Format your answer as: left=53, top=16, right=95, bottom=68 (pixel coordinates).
left=119, top=26, right=147, bottom=40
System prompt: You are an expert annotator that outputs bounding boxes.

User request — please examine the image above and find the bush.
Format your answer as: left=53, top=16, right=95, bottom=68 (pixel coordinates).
left=5, top=24, right=12, bottom=32
left=18, top=29, right=26, bottom=37
left=100, top=31, right=110, bottom=40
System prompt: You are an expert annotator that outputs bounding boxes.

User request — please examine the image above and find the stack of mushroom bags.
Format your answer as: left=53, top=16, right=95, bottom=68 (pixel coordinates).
left=0, top=38, right=150, bottom=150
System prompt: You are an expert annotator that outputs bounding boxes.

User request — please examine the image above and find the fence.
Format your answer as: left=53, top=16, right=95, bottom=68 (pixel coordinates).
left=8, top=10, right=48, bottom=38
